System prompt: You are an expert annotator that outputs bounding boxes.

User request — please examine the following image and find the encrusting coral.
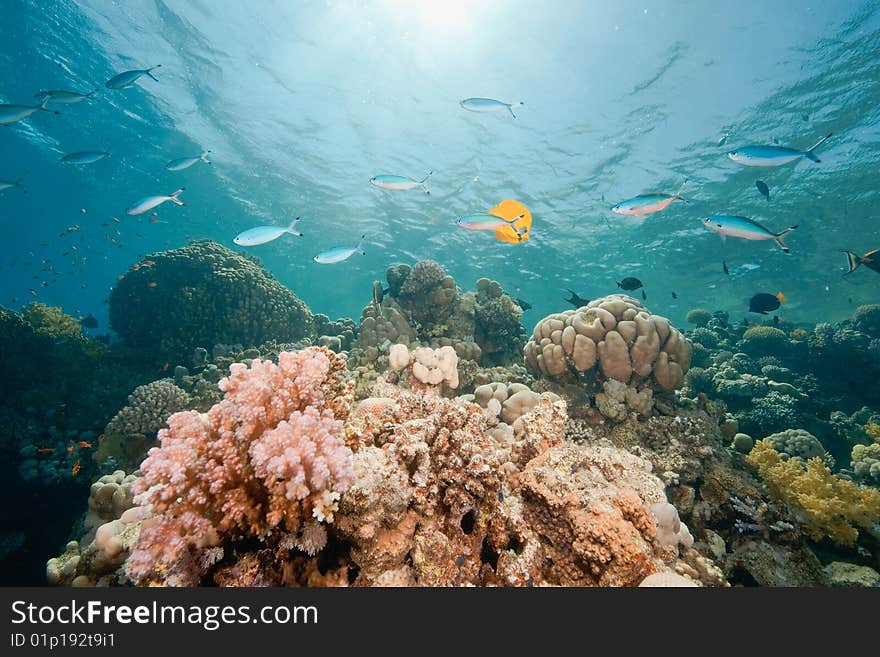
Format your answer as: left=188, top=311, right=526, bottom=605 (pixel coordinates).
left=747, top=439, right=880, bottom=545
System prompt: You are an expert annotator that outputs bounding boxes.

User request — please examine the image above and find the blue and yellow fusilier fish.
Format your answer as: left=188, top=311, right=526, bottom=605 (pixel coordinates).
left=455, top=214, right=509, bottom=231
left=701, top=215, right=798, bottom=253
left=727, top=133, right=832, bottom=167
left=126, top=188, right=185, bottom=215
left=611, top=180, right=687, bottom=217
left=370, top=172, right=432, bottom=194
left=611, top=193, right=686, bottom=217
left=166, top=151, right=211, bottom=171
left=314, top=236, right=366, bottom=264
left=61, top=151, right=110, bottom=165
left=0, top=97, right=57, bottom=125
left=105, top=65, right=162, bottom=90
left=460, top=97, right=523, bottom=118
left=234, top=217, right=302, bottom=246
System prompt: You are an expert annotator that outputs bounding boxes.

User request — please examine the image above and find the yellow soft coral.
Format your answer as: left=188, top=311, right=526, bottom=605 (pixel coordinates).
left=747, top=439, right=880, bottom=545
left=866, top=423, right=880, bottom=444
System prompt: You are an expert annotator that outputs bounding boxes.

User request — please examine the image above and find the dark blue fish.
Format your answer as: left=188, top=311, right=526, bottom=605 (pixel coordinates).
left=617, top=277, right=643, bottom=291
left=755, top=180, right=770, bottom=201
left=749, top=292, right=786, bottom=314
left=514, top=297, right=532, bottom=311
left=564, top=289, right=590, bottom=308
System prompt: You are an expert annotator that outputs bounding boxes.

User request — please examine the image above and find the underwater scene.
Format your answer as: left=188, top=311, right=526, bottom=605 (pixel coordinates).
left=1, top=0, right=880, bottom=588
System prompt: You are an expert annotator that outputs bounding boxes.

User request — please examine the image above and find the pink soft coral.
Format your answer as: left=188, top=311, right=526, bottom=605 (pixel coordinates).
left=127, top=347, right=354, bottom=584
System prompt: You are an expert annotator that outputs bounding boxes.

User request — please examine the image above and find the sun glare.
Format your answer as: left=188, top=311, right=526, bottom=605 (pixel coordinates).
left=383, top=0, right=488, bottom=33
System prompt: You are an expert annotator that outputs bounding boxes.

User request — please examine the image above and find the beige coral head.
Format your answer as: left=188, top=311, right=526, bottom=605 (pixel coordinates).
left=388, top=343, right=410, bottom=371
left=523, top=294, right=691, bottom=392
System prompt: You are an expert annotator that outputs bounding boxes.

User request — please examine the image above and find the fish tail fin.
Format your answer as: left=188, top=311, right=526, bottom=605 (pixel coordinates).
left=842, top=250, right=861, bottom=275
left=200, top=150, right=211, bottom=163
left=675, top=178, right=688, bottom=196
left=673, top=195, right=687, bottom=203
left=37, top=96, right=57, bottom=113
left=357, top=235, right=366, bottom=255
left=147, top=64, right=162, bottom=82
left=287, top=216, right=302, bottom=236
left=804, top=132, right=832, bottom=162
left=169, top=187, right=185, bottom=205
left=776, top=292, right=787, bottom=304
left=507, top=103, right=520, bottom=119
left=774, top=225, right=797, bottom=253
left=420, top=170, right=432, bottom=194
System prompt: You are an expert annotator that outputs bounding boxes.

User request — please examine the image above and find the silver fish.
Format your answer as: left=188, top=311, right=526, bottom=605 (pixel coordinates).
left=126, top=188, right=185, bottom=215
left=166, top=150, right=211, bottom=171
left=34, top=88, right=97, bottom=105
left=0, top=97, right=57, bottom=125
left=106, top=65, right=161, bottom=90
left=61, top=151, right=110, bottom=165
left=314, top=236, right=366, bottom=264
left=460, top=97, right=523, bottom=118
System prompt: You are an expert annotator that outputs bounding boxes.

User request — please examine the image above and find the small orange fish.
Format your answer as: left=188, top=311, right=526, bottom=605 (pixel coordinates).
left=147, top=282, right=157, bottom=288
left=67, top=445, right=74, bottom=454
left=71, top=460, right=81, bottom=476
left=143, top=260, right=156, bottom=267
left=36, top=448, right=55, bottom=454
left=78, top=441, right=92, bottom=449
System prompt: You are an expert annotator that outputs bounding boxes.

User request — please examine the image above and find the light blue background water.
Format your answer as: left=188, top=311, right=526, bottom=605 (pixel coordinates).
left=1, top=0, right=878, bottom=332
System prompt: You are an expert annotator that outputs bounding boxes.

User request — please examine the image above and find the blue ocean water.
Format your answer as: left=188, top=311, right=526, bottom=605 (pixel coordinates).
left=3, top=1, right=880, bottom=589
left=1, top=0, right=878, bottom=329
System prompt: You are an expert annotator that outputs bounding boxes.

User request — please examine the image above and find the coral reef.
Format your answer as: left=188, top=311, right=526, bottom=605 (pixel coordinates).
left=747, top=439, right=880, bottom=545
left=853, top=304, right=880, bottom=338
left=109, top=241, right=314, bottom=362
left=20, top=302, right=82, bottom=339
left=126, top=347, right=354, bottom=585
left=524, top=295, right=692, bottom=391
left=93, top=380, right=192, bottom=470
left=474, top=278, right=526, bottom=365
left=850, top=443, right=880, bottom=486
left=354, top=260, right=523, bottom=369
left=764, top=429, right=834, bottom=467
left=685, top=308, right=712, bottom=327
left=823, top=561, right=880, bottom=587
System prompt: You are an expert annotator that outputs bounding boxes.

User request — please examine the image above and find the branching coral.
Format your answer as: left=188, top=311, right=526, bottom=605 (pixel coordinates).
left=126, top=347, right=354, bottom=584
left=747, top=439, right=880, bottom=545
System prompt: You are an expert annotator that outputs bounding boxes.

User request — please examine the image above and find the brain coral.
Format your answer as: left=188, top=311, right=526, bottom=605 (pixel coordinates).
left=523, top=294, right=692, bottom=391
left=109, top=241, right=314, bottom=361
